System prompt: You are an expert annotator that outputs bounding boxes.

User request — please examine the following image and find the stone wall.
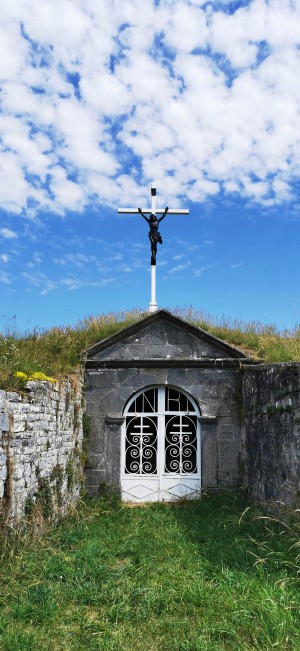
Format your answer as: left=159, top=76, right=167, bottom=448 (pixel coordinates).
left=242, top=363, right=300, bottom=509
left=0, top=373, right=84, bottom=525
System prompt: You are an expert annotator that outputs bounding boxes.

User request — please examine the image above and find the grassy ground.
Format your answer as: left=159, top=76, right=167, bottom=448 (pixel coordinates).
left=0, top=493, right=299, bottom=651
left=1, top=307, right=300, bottom=391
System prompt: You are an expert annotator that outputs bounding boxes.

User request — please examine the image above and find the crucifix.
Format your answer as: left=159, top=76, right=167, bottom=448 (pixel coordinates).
left=118, top=182, right=189, bottom=313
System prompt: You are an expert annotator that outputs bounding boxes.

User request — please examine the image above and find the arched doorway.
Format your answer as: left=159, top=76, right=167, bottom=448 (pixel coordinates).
left=121, top=386, right=201, bottom=502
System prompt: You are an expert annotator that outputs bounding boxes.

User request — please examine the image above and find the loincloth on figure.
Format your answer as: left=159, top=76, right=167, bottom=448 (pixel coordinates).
left=149, top=231, right=163, bottom=245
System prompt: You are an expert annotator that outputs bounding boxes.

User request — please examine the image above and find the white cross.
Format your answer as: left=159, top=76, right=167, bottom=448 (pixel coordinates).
left=118, top=181, right=189, bottom=217
left=118, top=182, right=189, bottom=313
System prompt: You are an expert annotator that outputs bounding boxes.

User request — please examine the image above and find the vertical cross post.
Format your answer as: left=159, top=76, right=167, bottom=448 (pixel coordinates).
left=149, top=183, right=157, bottom=312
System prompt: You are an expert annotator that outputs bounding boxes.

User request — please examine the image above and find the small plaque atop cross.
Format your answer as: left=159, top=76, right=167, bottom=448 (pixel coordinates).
left=118, top=182, right=189, bottom=312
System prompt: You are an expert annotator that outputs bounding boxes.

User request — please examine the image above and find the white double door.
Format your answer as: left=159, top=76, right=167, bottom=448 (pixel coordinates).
left=121, top=386, right=201, bottom=503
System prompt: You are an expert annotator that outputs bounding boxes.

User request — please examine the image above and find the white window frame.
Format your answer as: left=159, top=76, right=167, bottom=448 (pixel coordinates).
left=121, top=386, right=201, bottom=501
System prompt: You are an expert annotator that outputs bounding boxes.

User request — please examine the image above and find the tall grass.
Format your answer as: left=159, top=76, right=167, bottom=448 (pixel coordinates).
left=0, top=493, right=299, bottom=651
left=1, top=307, right=300, bottom=391
left=173, top=306, right=300, bottom=362
left=0, top=310, right=146, bottom=391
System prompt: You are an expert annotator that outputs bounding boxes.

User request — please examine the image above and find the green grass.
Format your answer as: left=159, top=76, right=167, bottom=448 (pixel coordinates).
left=0, top=310, right=144, bottom=391
left=0, top=493, right=299, bottom=650
left=1, top=307, right=300, bottom=391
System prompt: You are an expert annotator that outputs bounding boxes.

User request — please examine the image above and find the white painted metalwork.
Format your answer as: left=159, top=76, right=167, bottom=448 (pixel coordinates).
left=121, top=386, right=201, bottom=502
left=149, top=265, right=157, bottom=313
left=117, top=208, right=189, bottom=214
left=125, top=415, right=158, bottom=475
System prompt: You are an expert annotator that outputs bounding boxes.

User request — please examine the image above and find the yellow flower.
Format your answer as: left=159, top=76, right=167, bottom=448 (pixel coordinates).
left=28, top=372, right=56, bottom=384
left=15, top=372, right=28, bottom=381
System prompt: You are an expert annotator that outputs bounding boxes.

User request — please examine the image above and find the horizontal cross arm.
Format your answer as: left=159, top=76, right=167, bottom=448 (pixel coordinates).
left=117, top=208, right=189, bottom=215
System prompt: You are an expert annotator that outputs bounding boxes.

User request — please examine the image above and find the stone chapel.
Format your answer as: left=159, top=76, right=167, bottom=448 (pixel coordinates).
left=85, top=309, right=254, bottom=503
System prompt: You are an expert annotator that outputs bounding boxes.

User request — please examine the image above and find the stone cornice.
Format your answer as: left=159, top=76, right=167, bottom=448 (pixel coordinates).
left=86, top=358, right=258, bottom=370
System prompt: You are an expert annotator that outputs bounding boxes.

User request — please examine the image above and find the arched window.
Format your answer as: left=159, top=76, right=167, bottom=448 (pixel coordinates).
left=121, top=386, right=201, bottom=502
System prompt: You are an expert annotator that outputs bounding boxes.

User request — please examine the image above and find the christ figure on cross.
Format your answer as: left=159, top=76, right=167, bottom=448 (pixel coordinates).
left=117, top=183, right=189, bottom=312
left=138, top=206, right=169, bottom=265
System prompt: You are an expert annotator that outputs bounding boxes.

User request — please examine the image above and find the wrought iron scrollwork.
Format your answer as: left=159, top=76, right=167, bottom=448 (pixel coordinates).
left=165, top=415, right=197, bottom=474
left=125, top=416, right=157, bottom=474
left=124, top=387, right=198, bottom=477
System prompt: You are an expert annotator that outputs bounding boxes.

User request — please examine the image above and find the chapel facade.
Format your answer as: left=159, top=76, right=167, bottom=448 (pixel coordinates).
left=84, top=310, right=253, bottom=502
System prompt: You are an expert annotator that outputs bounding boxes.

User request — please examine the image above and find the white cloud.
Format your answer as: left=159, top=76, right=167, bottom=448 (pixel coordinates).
left=194, top=264, right=213, bottom=277
left=118, top=263, right=133, bottom=273
left=53, top=252, right=97, bottom=267
left=0, top=254, right=9, bottom=263
left=168, top=261, right=191, bottom=274
left=0, top=0, right=299, bottom=215
left=22, top=268, right=114, bottom=295
left=173, top=253, right=185, bottom=260
left=0, top=228, right=18, bottom=239
left=0, top=270, right=12, bottom=284
left=164, top=2, right=207, bottom=53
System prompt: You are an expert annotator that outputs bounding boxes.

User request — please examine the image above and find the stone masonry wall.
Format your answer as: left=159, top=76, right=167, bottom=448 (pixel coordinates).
left=85, top=366, right=242, bottom=496
left=242, top=363, right=300, bottom=509
left=0, top=373, right=84, bottom=525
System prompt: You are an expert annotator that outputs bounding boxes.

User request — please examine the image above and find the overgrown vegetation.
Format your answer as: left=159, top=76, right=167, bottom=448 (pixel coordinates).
left=0, top=310, right=143, bottom=391
left=1, top=307, right=300, bottom=391
left=0, top=493, right=299, bottom=650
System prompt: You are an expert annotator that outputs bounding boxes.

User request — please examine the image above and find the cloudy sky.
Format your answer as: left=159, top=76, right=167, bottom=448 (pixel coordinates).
left=0, top=0, right=300, bottom=331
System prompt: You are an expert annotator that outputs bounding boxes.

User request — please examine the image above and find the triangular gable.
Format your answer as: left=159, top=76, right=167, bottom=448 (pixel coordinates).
left=86, top=309, right=248, bottom=362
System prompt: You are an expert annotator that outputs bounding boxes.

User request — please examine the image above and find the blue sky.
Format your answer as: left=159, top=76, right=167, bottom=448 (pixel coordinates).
left=1, top=0, right=300, bottom=332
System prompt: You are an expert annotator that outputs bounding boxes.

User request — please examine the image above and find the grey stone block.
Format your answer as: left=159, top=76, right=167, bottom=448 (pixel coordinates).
left=0, top=413, right=9, bottom=432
